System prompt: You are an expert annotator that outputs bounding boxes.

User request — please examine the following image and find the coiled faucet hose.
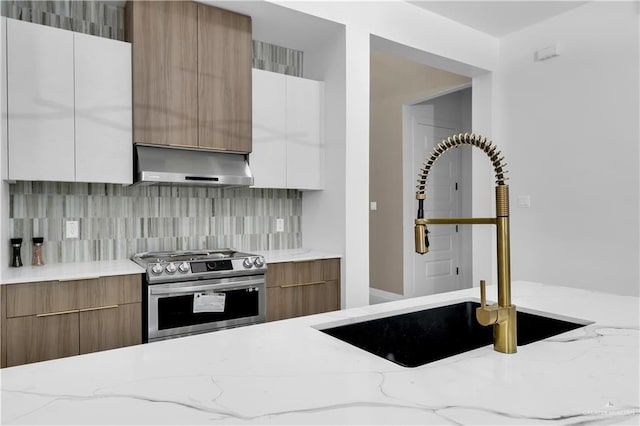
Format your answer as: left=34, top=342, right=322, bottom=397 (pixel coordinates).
left=416, top=133, right=508, bottom=198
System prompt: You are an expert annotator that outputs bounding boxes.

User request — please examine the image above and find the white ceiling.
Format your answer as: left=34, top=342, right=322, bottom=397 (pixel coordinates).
left=408, top=1, right=588, bottom=37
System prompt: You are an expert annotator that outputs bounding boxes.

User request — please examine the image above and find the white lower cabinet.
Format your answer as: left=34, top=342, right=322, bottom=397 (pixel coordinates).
left=251, top=68, right=324, bottom=190
left=5, top=18, right=132, bottom=184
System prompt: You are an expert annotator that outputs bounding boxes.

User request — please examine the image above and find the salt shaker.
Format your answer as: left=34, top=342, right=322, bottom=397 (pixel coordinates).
left=32, top=237, right=44, bottom=266
left=10, top=238, right=23, bottom=267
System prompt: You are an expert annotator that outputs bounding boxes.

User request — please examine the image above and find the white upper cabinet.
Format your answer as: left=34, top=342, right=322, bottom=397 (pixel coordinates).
left=285, top=75, right=323, bottom=190
left=5, top=19, right=132, bottom=184
left=74, top=33, right=132, bottom=184
left=1, top=17, right=8, bottom=181
left=251, top=68, right=287, bottom=188
left=7, top=18, right=75, bottom=182
left=251, top=69, right=324, bottom=190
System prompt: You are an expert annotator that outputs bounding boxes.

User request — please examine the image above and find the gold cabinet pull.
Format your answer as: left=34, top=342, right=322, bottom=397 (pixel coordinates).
left=36, top=309, right=80, bottom=317
left=168, top=143, right=200, bottom=149
left=58, top=276, right=101, bottom=282
left=280, top=281, right=325, bottom=288
left=79, top=305, right=119, bottom=312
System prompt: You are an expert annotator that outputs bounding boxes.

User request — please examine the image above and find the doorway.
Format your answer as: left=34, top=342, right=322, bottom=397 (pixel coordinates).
left=404, top=88, right=473, bottom=298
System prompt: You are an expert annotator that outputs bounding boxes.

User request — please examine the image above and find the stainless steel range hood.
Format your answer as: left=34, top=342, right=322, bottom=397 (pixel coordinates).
left=133, top=144, right=254, bottom=187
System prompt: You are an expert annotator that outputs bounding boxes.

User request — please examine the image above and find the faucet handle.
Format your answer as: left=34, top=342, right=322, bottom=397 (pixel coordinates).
left=476, top=279, right=499, bottom=326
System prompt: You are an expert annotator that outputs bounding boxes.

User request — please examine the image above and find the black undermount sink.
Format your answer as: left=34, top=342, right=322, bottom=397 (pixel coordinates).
left=320, top=301, right=590, bottom=368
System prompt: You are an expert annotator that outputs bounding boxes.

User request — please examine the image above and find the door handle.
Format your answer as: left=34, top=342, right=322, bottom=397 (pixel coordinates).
left=150, top=279, right=265, bottom=295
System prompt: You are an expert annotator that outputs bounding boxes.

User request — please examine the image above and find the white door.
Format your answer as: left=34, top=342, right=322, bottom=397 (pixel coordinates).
left=413, top=121, right=462, bottom=296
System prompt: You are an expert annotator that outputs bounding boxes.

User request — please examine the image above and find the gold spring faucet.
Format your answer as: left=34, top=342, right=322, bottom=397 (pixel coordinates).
left=414, top=133, right=517, bottom=354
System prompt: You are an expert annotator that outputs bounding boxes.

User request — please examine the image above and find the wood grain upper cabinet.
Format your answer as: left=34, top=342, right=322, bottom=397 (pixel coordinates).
left=7, top=18, right=75, bottom=182
left=126, top=1, right=252, bottom=153
left=197, top=4, right=252, bottom=153
left=126, top=1, right=198, bottom=147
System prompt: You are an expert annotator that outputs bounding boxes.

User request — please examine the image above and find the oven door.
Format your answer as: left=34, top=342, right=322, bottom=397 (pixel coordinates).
left=148, top=274, right=265, bottom=342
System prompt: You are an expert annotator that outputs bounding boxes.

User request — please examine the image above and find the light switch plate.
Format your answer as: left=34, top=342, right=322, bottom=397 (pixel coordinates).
left=517, top=196, right=531, bottom=208
left=370, top=202, right=377, bottom=211
left=65, top=220, right=79, bottom=239
left=276, top=218, right=284, bottom=232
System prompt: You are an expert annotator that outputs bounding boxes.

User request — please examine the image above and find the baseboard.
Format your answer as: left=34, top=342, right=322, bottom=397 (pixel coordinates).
left=369, top=287, right=403, bottom=305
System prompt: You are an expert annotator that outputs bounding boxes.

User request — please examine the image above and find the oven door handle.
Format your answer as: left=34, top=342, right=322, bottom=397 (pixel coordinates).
left=150, top=279, right=264, bottom=295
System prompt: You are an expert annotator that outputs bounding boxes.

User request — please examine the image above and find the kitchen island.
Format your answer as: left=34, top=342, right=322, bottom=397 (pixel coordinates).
left=1, top=281, right=638, bottom=425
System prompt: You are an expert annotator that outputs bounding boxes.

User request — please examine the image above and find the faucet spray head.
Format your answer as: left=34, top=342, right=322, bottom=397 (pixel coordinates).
left=415, top=223, right=429, bottom=254
left=415, top=197, right=429, bottom=254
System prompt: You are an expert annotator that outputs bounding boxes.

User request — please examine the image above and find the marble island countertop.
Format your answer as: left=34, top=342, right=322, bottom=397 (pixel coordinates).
left=1, top=281, right=638, bottom=425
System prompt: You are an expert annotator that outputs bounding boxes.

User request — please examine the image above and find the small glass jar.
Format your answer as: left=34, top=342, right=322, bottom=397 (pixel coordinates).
left=10, top=238, right=23, bottom=267
left=32, top=237, right=44, bottom=266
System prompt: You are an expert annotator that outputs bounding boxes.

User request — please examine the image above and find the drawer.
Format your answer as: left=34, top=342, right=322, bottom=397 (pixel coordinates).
left=5, top=274, right=141, bottom=318
left=266, top=260, right=323, bottom=288
left=322, top=258, right=340, bottom=281
left=6, top=280, right=77, bottom=318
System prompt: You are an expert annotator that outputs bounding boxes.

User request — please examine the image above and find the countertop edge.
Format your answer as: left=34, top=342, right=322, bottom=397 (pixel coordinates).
left=254, top=249, right=342, bottom=264
left=1, top=259, right=145, bottom=285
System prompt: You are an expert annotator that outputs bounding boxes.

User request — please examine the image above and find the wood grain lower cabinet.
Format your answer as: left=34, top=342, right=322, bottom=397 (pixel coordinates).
left=6, top=312, right=79, bottom=367
left=79, top=303, right=141, bottom=355
left=266, top=259, right=340, bottom=322
left=1, top=274, right=142, bottom=368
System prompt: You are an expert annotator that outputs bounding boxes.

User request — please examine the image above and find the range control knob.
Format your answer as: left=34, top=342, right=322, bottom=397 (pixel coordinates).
left=151, top=263, right=164, bottom=275
left=253, top=256, right=265, bottom=268
left=165, top=262, right=177, bottom=274
left=243, top=257, right=253, bottom=269
left=178, top=262, right=190, bottom=273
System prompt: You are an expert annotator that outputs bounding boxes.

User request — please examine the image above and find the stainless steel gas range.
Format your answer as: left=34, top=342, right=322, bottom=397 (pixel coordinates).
left=132, top=249, right=267, bottom=342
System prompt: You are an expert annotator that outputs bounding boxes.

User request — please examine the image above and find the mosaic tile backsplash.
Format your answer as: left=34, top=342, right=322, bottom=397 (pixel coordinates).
left=1, top=0, right=125, bottom=40
left=9, top=182, right=302, bottom=265
left=253, top=40, right=303, bottom=77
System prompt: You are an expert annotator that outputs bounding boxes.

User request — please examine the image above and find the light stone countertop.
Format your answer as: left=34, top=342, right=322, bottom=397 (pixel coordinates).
left=0, top=249, right=339, bottom=285
left=1, top=281, right=638, bottom=425
left=254, top=248, right=341, bottom=263
left=0, top=259, right=145, bottom=285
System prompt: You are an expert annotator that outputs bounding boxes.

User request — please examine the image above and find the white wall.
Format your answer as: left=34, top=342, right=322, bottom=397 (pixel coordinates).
left=495, top=2, right=640, bottom=296
left=273, top=1, right=499, bottom=307
left=302, top=27, right=348, bottom=306
left=471, top=73, right=498, bottom=289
